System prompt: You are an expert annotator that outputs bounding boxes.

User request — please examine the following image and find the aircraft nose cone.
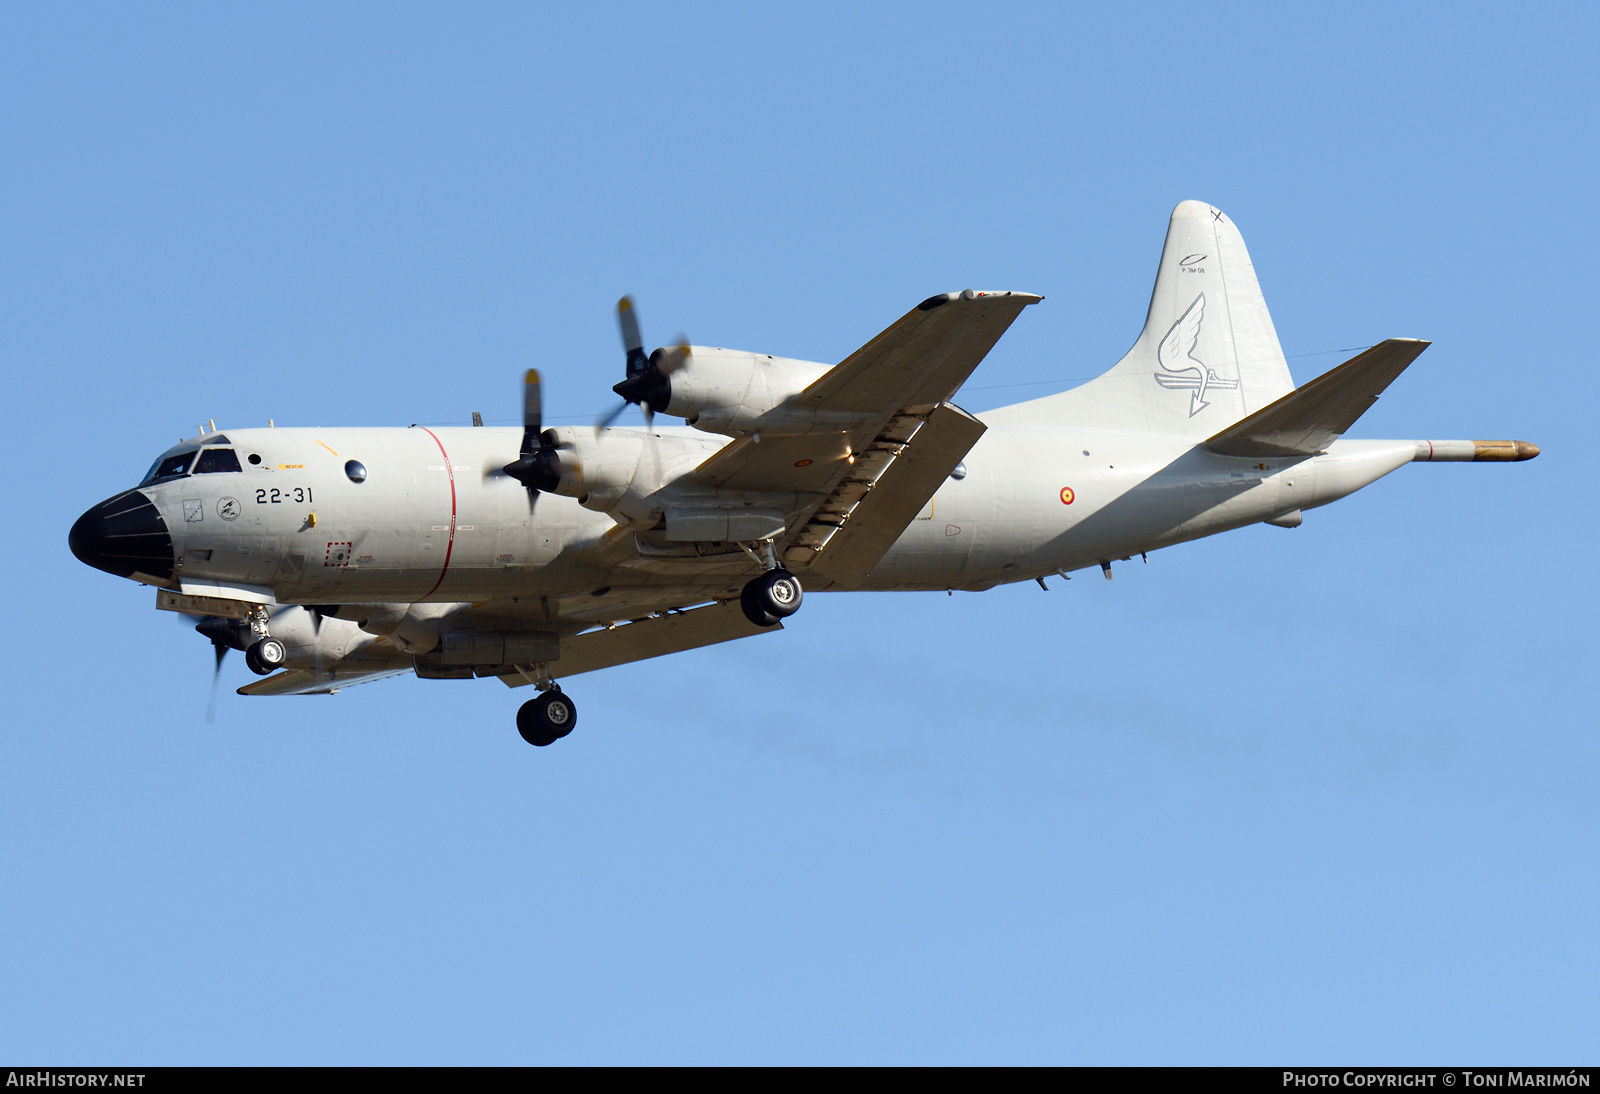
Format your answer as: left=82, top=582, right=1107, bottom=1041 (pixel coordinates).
left=68, top=489, right=175, bottom=582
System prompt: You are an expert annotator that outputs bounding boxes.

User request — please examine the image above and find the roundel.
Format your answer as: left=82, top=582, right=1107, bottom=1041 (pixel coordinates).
left=794, top=459, right=813, bottom=468
left=1059, top=486, right=1075, bottom=505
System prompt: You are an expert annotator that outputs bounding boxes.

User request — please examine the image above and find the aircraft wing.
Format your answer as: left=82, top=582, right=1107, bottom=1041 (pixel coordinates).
left=689, top=290, right=1034, bottom=578
left=1206, top=338, right=1430, bottom=458
left=694, top=290, right=1038, bottom=494
left=498, top=599, right=781, bottom=687
left=237, top=667, right=411, bottom=697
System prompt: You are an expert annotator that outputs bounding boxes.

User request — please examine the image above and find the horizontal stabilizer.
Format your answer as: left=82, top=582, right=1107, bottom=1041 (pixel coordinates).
left=1206, top=339, right=1430, bottom=458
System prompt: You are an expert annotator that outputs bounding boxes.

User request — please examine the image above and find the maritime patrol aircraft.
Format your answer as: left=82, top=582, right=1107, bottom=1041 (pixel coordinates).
left=68, top=201, right=1538, bottom=747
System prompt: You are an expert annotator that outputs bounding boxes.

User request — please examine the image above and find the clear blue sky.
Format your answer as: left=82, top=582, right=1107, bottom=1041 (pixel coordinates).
left=2, top=2, right=1595, bottom=1064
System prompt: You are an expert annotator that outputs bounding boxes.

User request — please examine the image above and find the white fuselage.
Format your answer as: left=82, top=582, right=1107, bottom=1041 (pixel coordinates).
left=135, top=419, right=1412, bottom=604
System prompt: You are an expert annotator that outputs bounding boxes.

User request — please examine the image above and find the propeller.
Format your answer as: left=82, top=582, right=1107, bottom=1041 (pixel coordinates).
left=305, top=605, right=332, bottom=678
left=192, top=615, right=247, bottom=723
left=501, top=368, right=564, bottom=509
left=597, top=296, right=689, bottom=431
left=205, top=639, right=227, bottom=723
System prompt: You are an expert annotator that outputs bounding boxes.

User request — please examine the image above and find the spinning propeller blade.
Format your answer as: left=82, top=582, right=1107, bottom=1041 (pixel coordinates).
left=205, top=638, right=227, bottom=724
left=190, top=615, right=245, bottom=724
left=522, top=367, right=543, bottom=448
left=503, top=368, right=562, bottom=506
left=602, top=296, right=688, bottom=431
left=618, top=295, right=647, bottom=375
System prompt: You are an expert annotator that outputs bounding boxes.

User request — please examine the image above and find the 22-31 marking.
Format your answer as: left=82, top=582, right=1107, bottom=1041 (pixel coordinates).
left=256, top=487, right=313, bottom=504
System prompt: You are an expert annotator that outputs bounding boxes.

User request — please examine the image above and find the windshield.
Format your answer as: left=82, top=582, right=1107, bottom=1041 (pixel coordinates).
left=141, top=451, right=197, bottom=484
left=193, top=448, right=242, bottom=474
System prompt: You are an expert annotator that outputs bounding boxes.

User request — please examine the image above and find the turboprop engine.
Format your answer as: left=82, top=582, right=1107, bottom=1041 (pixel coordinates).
left=499, top=371, right=675, bottom=531
left=599, top=297, right=856, bottom=438
left=657, top=348, right=832, bottom=436
left=504, top=424, right=644, bottom=502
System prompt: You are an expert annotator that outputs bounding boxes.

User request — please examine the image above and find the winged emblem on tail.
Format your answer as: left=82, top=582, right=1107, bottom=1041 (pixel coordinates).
left=1154, top=293, right=1239, bottom=416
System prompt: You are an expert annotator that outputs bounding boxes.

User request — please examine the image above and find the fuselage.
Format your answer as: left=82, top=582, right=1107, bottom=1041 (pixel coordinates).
left=70, top=419, right=1417, bottom=605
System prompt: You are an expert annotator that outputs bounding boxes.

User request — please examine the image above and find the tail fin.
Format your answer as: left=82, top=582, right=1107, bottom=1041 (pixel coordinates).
left=994, top=201, right=1294, bottom=433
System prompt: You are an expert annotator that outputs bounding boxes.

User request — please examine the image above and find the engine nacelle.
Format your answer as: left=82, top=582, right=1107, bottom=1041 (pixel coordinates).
left=534, top=428, right=646, bottom=508
left=662, top=349, right=835, bottom=437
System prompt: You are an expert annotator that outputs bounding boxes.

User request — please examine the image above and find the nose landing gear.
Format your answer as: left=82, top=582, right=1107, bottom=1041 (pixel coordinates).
left=242, top=605, right=286, bottom=676
left=245, top=638, right=287, bottom=675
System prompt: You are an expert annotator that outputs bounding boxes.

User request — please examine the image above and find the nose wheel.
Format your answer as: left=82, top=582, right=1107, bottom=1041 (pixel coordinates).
left=517, top=689, right=577, bottom=747
left=242, top=604, right=285, bottom=676
left=245, top=637, right=287, bottom=675
left=739, top=568, right=803, bottom=627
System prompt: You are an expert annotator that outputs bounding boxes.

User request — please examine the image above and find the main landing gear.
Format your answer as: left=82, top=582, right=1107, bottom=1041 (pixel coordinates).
left=517, top=687, right=577, bottom=747
left=736, top=539, right=804, bottom=628
left=740, top=568, right=803, bottom=627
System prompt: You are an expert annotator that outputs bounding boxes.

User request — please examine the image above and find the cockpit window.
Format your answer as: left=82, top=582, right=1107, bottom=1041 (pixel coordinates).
left=142, top=451, right=197, bottom=483
left=193, top=448, right=243, bottom=474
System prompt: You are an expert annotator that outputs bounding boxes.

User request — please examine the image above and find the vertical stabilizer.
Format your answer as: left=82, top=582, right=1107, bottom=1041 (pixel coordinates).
left=993, top=202, right=1294, bottom=433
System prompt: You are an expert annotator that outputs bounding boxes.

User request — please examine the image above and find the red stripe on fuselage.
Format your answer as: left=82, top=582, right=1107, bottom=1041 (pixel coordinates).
left=418, top=427, right=457, bottom=600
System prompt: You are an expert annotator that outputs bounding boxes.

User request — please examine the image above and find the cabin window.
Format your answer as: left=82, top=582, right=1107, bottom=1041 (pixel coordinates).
left=193, top=448, right=243, bottom=474
left=142, top=451, right=197, bottom=483
left=345, top=460, right=368, bottom=483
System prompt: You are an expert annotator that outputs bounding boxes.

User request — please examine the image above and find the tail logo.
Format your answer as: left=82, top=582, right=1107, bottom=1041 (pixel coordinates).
left=1154, top=293, right=1239, bottom=416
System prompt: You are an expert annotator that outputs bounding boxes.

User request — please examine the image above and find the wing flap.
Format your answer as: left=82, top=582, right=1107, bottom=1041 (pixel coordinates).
left=499, top=599, right=780, bottom=687
left=1205, top=338, right=1430, bottom=458
left=788, top=402, right=986, bottom=585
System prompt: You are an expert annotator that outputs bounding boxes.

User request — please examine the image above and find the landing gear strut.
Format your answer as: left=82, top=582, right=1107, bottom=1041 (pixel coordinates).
left=517, top=687, right=577, bottom=747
